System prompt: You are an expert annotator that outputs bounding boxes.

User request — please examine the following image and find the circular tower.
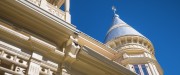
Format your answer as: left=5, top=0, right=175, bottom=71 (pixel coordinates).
left=105, top=13, right=163, bottom=75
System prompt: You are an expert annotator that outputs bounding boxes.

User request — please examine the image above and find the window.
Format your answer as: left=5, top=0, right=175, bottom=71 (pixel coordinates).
left=134, top=65, right=141, bottom=75
left=133, top=64, right=149, bottom=75
left=141, top=64, right=149, bottom=75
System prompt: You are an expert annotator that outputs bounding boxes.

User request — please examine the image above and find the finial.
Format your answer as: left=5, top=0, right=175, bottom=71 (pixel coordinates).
left=112, top=5, right=117, bottom=14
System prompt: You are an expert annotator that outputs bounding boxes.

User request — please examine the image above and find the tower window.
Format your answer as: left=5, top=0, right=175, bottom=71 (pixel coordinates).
left=141, top=64, right=149, bottom=75
left=134, top=65, right=141, bottom=75
left=133, top=64, right=150, bottom=75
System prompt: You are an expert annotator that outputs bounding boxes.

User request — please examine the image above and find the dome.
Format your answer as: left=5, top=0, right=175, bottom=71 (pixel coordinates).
left=104, top=14, right=144, bottom=43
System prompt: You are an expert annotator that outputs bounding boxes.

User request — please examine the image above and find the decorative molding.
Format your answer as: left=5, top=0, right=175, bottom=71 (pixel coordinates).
left=0, top=24, right=29, bottom=41
left=0, top=44, right=30, bottom=60
left=0, top=24, right=64, bottom=59
left=81, top=46, right=136, bottom=75
left=27, top=0, right=66, bottom=21
left=28, top=62, right=41, bottom=75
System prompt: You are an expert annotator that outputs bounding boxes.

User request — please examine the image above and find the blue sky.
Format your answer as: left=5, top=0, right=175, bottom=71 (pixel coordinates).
left=70, top=0, right=180, bottom=75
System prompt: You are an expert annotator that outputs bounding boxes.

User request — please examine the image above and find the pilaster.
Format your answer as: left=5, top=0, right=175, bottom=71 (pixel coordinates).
left=65, top=0, right=71, bottom=23
left=27, top=52, right=42, bottom=75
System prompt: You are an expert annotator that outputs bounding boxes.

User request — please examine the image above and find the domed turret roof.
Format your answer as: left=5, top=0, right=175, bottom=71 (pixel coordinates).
left=104, top=14, right=144, bottom=43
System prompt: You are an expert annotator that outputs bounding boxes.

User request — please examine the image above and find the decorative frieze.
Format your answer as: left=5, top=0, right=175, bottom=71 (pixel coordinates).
left=0, top=41, right=31, bottom=60
left=15, top=66, right=26, bottom=74
left=40, top=61, right=58, bottom=72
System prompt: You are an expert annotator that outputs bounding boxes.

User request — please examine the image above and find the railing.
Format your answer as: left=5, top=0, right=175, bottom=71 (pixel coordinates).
left=27, top=0, right=65, bottom=20
left=27, top=0, right=41, bottom=6
left=46, top=2, right=65, bottom=20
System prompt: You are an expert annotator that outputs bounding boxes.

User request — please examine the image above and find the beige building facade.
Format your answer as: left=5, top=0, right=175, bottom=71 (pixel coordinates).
left=0, top=0, right=163, bottom=75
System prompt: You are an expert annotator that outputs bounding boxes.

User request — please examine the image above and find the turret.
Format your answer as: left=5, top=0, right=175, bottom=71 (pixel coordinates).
left=104, top=7, right=163, bottom=75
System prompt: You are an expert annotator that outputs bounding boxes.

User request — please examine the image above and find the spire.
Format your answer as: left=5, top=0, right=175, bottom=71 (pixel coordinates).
left=112, top=6, right=117, bottom=14
left=111, top=6, right=126, bottom=26
left=104, top=7, right=144, bottom=43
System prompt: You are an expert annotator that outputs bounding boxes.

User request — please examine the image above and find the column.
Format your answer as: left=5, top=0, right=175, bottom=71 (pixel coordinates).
left=65, top=0, right=71, bottom=23
left=65, top=0, right=70, bottom=12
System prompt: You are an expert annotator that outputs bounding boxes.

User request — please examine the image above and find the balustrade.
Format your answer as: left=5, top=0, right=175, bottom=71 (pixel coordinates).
left=28, top=0, right=41, bottom=6
left=47, top=2, right=65, bottom=20
left=27, top=0, right=65, bottom=20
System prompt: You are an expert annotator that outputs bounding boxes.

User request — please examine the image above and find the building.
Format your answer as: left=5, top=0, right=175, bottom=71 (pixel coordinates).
left=0, top=0, right=163, bottom=75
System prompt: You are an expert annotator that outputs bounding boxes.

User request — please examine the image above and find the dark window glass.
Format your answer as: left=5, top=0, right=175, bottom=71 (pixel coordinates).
left=134, top=65, right=141, bottom=75
left=141, top=64, right=149, bottom=75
